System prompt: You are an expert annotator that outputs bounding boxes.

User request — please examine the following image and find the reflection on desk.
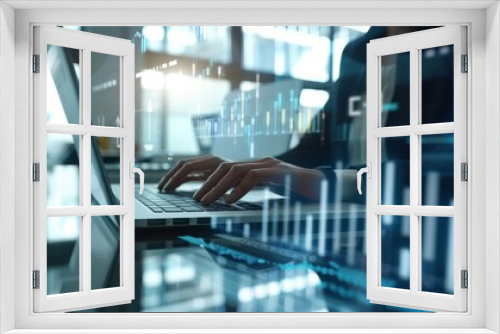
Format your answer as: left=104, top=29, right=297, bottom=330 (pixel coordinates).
left=75, top=212, right=424, bottom=313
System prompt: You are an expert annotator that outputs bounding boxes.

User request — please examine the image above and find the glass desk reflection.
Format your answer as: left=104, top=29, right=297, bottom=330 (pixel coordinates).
left=71, top=203, right=423, bottom=313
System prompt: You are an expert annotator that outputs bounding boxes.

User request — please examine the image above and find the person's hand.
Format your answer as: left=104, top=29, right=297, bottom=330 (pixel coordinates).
left=157, top=155, right=226, bottom=193
left=158, top=155, right=326, bottom=205
left=191, top=157, right=326, bottom=205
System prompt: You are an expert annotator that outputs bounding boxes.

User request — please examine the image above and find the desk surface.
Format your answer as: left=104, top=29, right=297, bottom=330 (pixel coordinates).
left=73, top=215, right=420, bottom=313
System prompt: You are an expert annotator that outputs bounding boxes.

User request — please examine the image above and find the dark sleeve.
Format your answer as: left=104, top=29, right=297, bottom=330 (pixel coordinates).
left=276, top=28, right=374, bottom=169
left=274, top=28, right=384, bottom=201
left=274, top=111, right=332, bottom=169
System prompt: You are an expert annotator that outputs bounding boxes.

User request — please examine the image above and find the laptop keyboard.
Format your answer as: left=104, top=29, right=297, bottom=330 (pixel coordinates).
left=136, top=189, right=262, bottom=213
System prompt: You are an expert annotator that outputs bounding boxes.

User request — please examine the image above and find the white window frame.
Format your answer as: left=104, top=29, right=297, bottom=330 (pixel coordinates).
left=33, top=26, right=136, bottom=313
left=365, top=26, right=467, bottom=312
left=1, top=1, right=499, bottom=333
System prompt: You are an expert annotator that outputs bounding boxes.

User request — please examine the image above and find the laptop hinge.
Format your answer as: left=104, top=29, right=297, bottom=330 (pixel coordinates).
left=461, top=270, right=468, bottom=289
left=33, top=54, right=40, bottom=73
left=461, top=162, right=468, bottom=181
left=461, top=54, right=468, bottom=73
left=33, top=270, right=40, bottom=289
left=33, top=163, right=40, bottom=182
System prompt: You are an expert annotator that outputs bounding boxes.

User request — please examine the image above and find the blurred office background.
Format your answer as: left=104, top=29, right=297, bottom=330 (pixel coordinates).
left=72, top=26, right=365, bottom=169
left=45, top=26, right=454, bottom=313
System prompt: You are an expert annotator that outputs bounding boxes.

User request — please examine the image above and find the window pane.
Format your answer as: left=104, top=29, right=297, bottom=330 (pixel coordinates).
left=161, top=26, right=231, bottom=64
left=421, top=45, right=454, bottom=124
left=91, top=136, right=121, bottom=206
left=91, top=52, right=121, bottom=127
left=47, top=133, right=80, bottom=207
left=47, top=216, right=80, bottom=295
left=381, top=136, right=410, bottom=205
left=421, top=133, right=454, bottom=206
left=332, top=26, right=369, bottom=81
left=242, top=26, right=332, bottom=82
left=380, top=52, right=409, bottom=127
left=381, top=215, right=410, bottom=290
left=47, top=45, right=80, bottom=124
left=91, top=215, right=121, bottom=290
left=421, top=216, right=454, bottom=294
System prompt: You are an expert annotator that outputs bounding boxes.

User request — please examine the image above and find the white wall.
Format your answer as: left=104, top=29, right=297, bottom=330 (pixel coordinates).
left=0, top=1, right=16, bottom=333
left=485, top=2, right=500, bottom=333
left=3, top=4, right=495, bottom=332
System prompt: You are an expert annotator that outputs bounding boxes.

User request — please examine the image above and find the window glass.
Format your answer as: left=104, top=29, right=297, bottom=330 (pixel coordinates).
left=47, top=133, right=80, bottom=207
left=47, top=45, right=80, bottom=124
left=91, top=216, right=121, bottom=290
left=91, top=52, right=121, bottom=127
left=381, top=215, right=410, bottom=290
left=91, top=137, right=121, bottom=206
left=421, top=133, right=454, bottom=206
left=380, top=52, right=410, bottom=127
left=421, top=45, right=454, bottom=124
left=47, top=216, right=80, bottom=295
left=421, top=216, right=454, bottom=294
left=381, top=136, right=410, bottom=206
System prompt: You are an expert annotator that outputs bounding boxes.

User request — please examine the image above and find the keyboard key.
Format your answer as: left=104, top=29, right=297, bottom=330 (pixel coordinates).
left=202, top=206, right=222, bottom=212
left=150, top=208, right=163, bottom=213
left=238, top=203, right=262, bottom=210
left=161, top=207, right=183, bottom=213
left=174, top=203, right=194, bottom=207
left=224, top=206, right=244, bottom=211
left=181, top=207, right=203, bottom=212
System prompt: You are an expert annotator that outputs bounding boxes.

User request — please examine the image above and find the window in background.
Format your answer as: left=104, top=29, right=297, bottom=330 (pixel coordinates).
left=144, top=26, right=231, bottom=64
left=138, top=26, right=232, bottom=159
left=242, top=26, right=332, bottom=82
left=332, top=26, right=369, bottom=81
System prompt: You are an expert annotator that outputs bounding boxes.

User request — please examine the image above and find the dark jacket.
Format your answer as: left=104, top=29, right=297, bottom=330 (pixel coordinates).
left=277, top=26, right=454, bottom=202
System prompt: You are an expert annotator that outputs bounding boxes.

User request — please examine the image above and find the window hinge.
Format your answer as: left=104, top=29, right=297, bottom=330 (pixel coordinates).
left=33, top=54, right=40, bottom=73
left=33, top=163, right=40, bottom=182
left=33, top=270, right=40, bottom=289
left=461, top=54, right=468, bottom=73
left=461, top=162, right=468, bottom=181
left=461, top=270, right=468, bottom=289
